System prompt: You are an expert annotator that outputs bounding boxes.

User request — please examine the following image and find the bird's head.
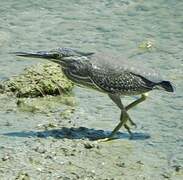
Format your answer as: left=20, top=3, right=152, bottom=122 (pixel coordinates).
left=14, top=48, right=91, bottom=69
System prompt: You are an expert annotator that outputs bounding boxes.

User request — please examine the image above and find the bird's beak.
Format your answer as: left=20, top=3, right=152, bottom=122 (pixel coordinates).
left=13, top=51, right=61, bottom=63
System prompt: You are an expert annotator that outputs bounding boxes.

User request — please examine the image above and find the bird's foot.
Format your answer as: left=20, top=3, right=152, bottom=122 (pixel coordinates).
left=124, top=124, right=134, bottom=139
left=129, top=121, right=137, bottom=128
left=96, top=137, right=116, bottom=142
left=127, top=116, right=137, bottom=128
left=96, top=138, right=110, bottom=142
left=96, top=135, right=118, bottom=142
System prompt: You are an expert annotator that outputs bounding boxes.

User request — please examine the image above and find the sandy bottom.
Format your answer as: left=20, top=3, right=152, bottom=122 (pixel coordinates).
left=0, top=91, right=182, bottom=180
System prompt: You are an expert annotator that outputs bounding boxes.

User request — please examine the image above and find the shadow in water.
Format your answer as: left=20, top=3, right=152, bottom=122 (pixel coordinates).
left=2, top=127, right=150, bottom=141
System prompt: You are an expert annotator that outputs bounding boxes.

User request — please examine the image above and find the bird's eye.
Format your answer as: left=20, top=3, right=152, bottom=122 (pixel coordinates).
left=53, top=53, right=61, bottom=58
left=69, top=62, right=79, bottom=73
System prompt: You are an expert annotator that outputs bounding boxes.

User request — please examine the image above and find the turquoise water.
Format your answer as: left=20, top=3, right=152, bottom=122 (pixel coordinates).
left=0, top=0, right=182, bottom=179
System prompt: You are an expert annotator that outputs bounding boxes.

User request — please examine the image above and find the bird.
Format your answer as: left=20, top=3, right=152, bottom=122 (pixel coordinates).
left=14, top=48, right=174, bottom=141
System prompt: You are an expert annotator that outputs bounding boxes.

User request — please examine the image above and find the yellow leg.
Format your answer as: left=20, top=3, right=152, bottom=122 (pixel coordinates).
left=126, top=93, right=148, bottom=111
left=98, top=110, right=129, bottom=142
left=125, top=93, right=148, bottom=126
left=124, top=124, right=133, bottom=139
left=98, top=93, right=149, bottom=142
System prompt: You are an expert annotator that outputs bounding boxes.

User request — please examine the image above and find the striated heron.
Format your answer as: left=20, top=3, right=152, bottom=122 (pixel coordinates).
left=14, top=48, right=174, bottom=141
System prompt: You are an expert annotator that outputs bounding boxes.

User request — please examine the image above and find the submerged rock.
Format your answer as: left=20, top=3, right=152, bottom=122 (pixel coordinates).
left=0, top=62, right=74, bottom=97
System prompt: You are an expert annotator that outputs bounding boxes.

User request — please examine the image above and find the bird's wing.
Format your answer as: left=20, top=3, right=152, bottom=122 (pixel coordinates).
left=89, top=53, right=163, bottom=82
left=89, top=66, right=150, bottom=94
left=88, top=53, right=162, bottom=93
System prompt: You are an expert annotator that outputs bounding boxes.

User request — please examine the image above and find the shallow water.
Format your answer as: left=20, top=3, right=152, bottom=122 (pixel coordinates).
left=0, top=0, right=183, bottom=179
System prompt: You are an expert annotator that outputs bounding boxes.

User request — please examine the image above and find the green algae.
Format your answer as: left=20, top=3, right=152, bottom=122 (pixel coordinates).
left=0, top=62, right=74, bottom=98
left=138, top=39, right=155, bottom=51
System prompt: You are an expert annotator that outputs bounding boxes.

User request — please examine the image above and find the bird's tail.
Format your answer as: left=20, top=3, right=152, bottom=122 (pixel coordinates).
left=155, top=81, right=175, bottom=92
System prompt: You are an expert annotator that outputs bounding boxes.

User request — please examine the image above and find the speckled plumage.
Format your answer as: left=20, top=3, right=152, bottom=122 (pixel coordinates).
left=55, top=49, right=167, bottom=95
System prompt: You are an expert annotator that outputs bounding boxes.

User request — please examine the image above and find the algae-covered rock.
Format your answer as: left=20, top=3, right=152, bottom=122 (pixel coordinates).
left=0, top=62, right=74, bottom=97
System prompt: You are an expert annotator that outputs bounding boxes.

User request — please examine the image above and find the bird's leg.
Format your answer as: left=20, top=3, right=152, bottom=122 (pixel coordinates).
left=119, top=109, right=134, bottom=139
left=125, top=112, right=137, bottom=127
left=124, top=93, right=148, bottom=127
left=100, top=108, right=129, bottom=141
left=108, top=94, right=137, bottom=127
left=125, top=93, right=148, bottom=111
left=124, top=124, right=133, bottom=138
left=108, top=94, right=136, bottom=125
left=97, top=94, right=130, bottom=141
left=98, top=93, right=148, bottom=142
